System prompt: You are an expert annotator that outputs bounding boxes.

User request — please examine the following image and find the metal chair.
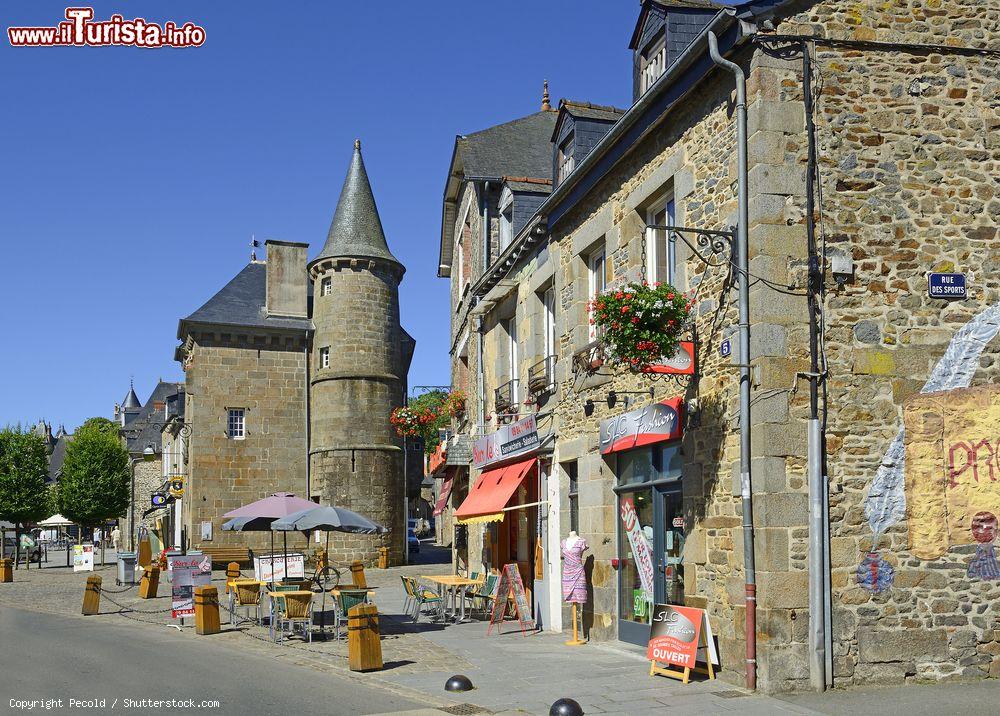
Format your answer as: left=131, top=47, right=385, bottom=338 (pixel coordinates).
left=269, top=584, right=301, bottom=639
left=406, top=577, right=442, bottom=623
left=225, top=562, right=241, bottom=594
left=471, top=574, right=499, bottom=618
left=400, top=575, right=415, bottom=617
left=230, top=580, right=262, bottom=625
left=276, top=591, right=313, bottom=643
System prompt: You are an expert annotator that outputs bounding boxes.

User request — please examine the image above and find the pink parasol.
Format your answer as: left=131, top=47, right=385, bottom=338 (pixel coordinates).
left=223, top=493, right=316, bottom=586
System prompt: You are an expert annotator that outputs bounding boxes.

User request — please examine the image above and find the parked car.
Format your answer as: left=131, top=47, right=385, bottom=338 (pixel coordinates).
left=407, top=527, right=421, bottom=554
left=2, top=537, right=42, bottom=564
left=408, top=518, right=430, bottom=537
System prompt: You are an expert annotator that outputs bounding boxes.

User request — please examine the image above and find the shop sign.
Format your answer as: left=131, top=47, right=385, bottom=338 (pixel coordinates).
left=151, top=492, right=167, bottom=508
left=168, top=554, right=212, bottom=619
left=647, top=341, right=696, bottom=375
left=928, top=272, right=966, bottom=299
left=73, top=543, right=94, bottom=572
left=600, top=397, right=683, bottom=455
left=472, top=414, right=539, bottom=468
left=620, top=497, right=655, bottom=603
left=647, top=604, right=719, bottom=671
left=254, top=552, right=305, bottom=582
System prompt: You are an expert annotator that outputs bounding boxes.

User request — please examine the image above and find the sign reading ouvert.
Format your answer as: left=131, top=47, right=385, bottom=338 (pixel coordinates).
left=473, top=415, right=539, bottom=468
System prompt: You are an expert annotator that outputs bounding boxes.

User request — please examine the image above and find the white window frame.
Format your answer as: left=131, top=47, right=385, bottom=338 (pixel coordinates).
left=640, top=34, right=667, bottom=95
left=508, top=318, right=520, bottom=405
left=455, top=237, right=465, bottom=295
left=646, top=194, right=676, bottom=286
left=320, top=277, right=332, bottom=296
left=499, top=188, right=514, bottom=251
left=227, top=408, right=245, bottom=440
left=557, top=133, right=575, bottom=184
left=319, top=346, right=330, bottom=369
left=588, top=246, right=608, bottom=342
left=543, top=286, right=556, bottom=359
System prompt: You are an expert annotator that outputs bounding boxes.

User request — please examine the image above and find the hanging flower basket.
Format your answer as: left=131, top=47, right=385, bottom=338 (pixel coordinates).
left=590, top=281, right=692, bottom=372
left=443, top=390, right=467, bottom=418
left=390, top=406, right=437, bottom=437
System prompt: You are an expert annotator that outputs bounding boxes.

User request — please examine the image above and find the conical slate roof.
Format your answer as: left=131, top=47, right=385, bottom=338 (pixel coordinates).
left=122, top=382, right=141, bottom=410
left=311, top=140, right=402, bottom=271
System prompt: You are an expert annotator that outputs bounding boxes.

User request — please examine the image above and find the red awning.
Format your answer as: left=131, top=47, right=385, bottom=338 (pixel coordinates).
left=454, top=458, right=536, bottom=524
left=432, top=470, right=456, bottom=517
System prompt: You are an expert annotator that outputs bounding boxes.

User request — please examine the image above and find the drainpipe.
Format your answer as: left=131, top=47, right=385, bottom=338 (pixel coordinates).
left=708, top=30, right=757, bottom=692
left=304, top=330, right=311, bottom=498
left=803, top=42, right=831, bottom=692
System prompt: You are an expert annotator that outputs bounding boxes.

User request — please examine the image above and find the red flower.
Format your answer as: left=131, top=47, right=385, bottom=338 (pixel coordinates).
left=632, top=316, right=640, bottom=324
left=667, top=293, right=675, bottom=300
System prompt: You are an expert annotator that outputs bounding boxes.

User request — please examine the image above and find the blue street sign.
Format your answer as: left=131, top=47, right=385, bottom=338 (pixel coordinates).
left=719, top=338, right=732, bottom=358
left=928, top=272, right=967, bottom=299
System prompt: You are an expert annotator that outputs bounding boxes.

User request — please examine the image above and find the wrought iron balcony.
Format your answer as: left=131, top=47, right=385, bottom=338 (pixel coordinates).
left=527, top=355, right=556, bottom=396
left=572, top=339, right=607, bottom=375
left=494, top=379, right=520, bottom=416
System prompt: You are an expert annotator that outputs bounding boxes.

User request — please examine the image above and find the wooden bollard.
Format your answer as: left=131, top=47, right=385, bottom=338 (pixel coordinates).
left=0, top=558, right=13, bottom=583
left=350, top=560, right=367, bottom=588
left=377, top=547, right=388, bottom=569
left=347, top=603, right=382, bottom=672
left=225, top=562, right=240, bottom=594
left=138, top=565, right=160, bottom=598
left=194, top=586, right=221, bottom=635
left=82, top=575, right=102, bottom=615
left=137, top=538, right=152, bottom=568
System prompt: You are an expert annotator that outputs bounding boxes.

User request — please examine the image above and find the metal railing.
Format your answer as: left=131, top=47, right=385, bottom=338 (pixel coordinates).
left=527, top=355, right=556, bottom=396
left=494, top=379, right=520, bottom=416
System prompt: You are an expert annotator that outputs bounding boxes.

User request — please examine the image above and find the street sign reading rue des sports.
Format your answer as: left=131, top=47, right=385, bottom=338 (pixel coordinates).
left=928, top=272, right=967, bottom=299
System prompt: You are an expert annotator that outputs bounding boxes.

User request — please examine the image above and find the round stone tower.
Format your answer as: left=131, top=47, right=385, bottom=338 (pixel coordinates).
left=308, top=140, right=407, bottom=566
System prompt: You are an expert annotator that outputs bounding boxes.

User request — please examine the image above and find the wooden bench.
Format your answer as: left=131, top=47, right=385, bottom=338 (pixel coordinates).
left=200, top=547, right=251, bottom=568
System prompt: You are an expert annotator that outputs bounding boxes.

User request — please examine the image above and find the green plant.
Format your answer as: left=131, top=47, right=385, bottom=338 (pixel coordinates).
left=590, top=281, right=692, bottom=371
left=443, top=390, right=467, bottom=418
left=391, top=390, right=451, bottom=455
left=0, top=427, right=53, bottom=566
left=57, top=419, right=130, bottom=531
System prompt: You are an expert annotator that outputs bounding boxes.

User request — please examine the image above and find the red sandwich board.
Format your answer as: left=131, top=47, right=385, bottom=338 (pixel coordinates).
left=487, top=563, right=535, bottom=636
left=647, top=604, right=718, bottom=684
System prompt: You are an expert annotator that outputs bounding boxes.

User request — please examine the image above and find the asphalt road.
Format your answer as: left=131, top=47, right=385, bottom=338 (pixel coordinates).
left=0, top=607, right=425, bottom=715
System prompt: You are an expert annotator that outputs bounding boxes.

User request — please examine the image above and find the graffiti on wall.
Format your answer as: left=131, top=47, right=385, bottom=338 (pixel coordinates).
left=904, top=384, right=1000, bottom=564
left=858, top=304, right=1000, bottom=591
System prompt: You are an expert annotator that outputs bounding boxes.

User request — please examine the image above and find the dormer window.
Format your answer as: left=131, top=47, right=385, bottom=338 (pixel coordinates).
left=640, top=34, right=666, bottom=94
left=557, top=133, right=576, bottom=184
left=499, top=188, right=514, bottom=251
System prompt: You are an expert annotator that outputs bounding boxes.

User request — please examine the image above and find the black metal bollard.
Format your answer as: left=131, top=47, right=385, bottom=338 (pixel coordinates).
left=550, top=698, right=584, bottom=716
left=445, top=675, right=474, bottom=692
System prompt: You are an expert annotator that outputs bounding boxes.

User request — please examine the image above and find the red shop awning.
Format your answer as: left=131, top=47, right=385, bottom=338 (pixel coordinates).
left=454, top=458, right=536, bottom=525
left=432, top=470, right=456, bottom=517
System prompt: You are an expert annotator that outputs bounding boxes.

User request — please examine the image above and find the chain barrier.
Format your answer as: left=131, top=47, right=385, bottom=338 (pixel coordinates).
left=102, top=582, right=137, bottom=594
left=100, top=590, right=174, bottom=615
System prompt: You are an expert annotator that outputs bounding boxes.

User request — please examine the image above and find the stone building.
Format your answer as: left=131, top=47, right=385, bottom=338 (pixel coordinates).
left=436, top=0, right=998, bottom=693
left=175, top=141, right=414, bottom=565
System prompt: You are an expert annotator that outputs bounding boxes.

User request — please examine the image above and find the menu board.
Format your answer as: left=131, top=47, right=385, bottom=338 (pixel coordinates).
left=168, top=554, right=212, bottom=619
left=73, top=543, right=94, bottom=572
left=647, top=604, right=718, bottom=681
left=253, top=552, right=305, bottom=582
left=487, top=563, right=535, bottom=635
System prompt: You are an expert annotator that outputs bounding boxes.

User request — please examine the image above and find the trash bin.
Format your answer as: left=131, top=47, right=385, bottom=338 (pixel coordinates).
left=117, top=552, right=137, bottom=586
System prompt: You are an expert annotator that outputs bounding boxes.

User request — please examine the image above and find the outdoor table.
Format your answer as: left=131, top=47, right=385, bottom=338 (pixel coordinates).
left=421, top=575, right=483, bottom=623
left=267, top=590, right=314, bottom=641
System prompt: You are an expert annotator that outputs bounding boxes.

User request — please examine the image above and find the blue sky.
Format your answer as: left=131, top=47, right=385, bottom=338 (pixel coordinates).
left=0, top=1, right=641, bottom=430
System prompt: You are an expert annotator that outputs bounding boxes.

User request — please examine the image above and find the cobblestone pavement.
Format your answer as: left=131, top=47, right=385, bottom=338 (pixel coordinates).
left=0, top=547, right=821, bottom=715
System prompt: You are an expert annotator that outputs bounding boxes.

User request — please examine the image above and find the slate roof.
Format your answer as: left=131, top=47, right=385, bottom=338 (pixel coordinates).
left=312, top=141, right=403, bottom=271
left=458, top=111, right=557, bottom=180
left=560, top=100, right=628, bottom=124
left=122, top=385, right=141, bottom=409
left=445, top=434, right=472, bottom=466
left=122, top=381, right=184, bottom=455
left=177, top=262, right=313, bottom=336
left=47, top=435, right=70, bottom=483
left=504, top=178, right=553, bottom=195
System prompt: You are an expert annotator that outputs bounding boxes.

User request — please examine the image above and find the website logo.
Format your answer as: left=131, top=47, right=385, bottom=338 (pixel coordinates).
left=8, top=7, right=206, bottom=48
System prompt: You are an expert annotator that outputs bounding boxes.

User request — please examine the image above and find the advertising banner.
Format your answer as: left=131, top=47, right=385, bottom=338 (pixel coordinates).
left=619, top=497, right=654, bottom=603
left=647, top=604, right=719, bottom=670
left=253, top=552, right=305, bottom=582
left=472, top=414, right=540, bottom=468
left=600, top=397, right=683, bottom=455
left=168, top=554, right=212, bottom=618
left=72, top=543, right=94, bottom=572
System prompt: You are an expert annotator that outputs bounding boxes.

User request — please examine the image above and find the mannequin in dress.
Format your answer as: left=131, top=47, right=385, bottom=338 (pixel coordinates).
left=561, top=530, right=589, bottom=645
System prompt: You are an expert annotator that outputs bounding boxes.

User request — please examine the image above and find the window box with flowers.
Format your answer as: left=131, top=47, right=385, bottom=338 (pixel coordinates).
left=589, top=281, right=692, bottom=372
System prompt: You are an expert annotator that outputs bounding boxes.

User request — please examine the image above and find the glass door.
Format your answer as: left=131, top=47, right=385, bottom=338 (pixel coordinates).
left=617, top=487, right=654, bottom=646
left=657, top=487, right=684, bottom=605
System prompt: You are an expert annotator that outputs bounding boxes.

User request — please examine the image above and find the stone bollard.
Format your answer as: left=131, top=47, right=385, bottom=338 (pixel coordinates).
left=194, top=586, right=222, bottom=635
left=82, top=575, right=102, bottom=615
left=377, top=547, right=388, bottom=569
left=138, top=565, right=160, bottom=599
left=347, top=603, right=382, bottom=672
left=0, top=558, right=13, bottom=583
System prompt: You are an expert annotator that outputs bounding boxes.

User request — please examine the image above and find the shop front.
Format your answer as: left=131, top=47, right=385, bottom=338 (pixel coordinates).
left=600, top=397, right=686, bottom=646
left=455, top=414, right=553, bottom=626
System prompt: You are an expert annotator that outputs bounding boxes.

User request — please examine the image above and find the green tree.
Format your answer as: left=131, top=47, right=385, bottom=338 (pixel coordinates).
left=0, top=427, right=53, bottom=567
left=58, top=420, right=129, bottom=537
left=79, top=416, right=118, bottom=435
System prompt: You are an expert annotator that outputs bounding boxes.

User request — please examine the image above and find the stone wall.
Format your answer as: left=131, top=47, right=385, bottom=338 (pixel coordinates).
left=182, top=333, right=309, bottom=554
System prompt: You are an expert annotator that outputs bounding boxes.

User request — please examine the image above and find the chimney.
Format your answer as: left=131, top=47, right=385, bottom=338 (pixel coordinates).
left=265, top=240, right=309, bottom=318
